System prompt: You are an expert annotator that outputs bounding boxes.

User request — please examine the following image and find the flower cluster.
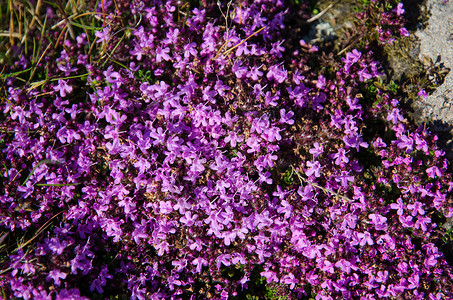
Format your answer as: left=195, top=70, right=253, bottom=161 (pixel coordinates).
left=0, top=0, right=452, bottom=299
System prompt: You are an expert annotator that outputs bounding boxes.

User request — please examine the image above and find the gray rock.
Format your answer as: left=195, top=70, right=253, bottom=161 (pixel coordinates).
left=415, top=0, right=453, bottom=132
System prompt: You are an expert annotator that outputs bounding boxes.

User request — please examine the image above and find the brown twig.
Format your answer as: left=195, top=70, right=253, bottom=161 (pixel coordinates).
left=55, top=0, right=75, bottom=39
left=307, top=0, right=341, bottom=24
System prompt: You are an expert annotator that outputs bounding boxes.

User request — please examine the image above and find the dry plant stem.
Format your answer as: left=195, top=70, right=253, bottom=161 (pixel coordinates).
left=54, top=24, right=68, bottom=49
left=0, top=232, right=9, bottom=246
left=55, top=0, right=75, bottom=39
left=9, top=0, right=15, bottom=45
left=338, top=35, right=362, bottom=56
left=19, top=211, right=64, bottom=249
left=0, top=31, right=21, bottom=38
left=291, top=165, right=354, bottom=202
left=27, top=0, right=43, bottom=31
left=18, top=3, right=23, bottom=42
left=0, top=211, right=64, bottom=276
left=214, top=26, right=267, bottom=59
left=21, top=159, right=60, bottom=186
left=27, top=43, right=52, bottom=84
left=307, top=2, right=335, bottom=24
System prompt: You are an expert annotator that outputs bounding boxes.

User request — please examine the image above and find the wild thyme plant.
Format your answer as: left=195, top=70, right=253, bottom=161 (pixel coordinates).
left=0, top=0, right=452, bottom=299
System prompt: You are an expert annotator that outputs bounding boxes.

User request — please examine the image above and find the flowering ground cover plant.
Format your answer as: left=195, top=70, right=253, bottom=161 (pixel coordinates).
left=1, top=0, right=453, bottom=299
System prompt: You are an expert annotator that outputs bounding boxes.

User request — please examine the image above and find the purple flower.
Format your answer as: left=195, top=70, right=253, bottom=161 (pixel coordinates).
left=305, top=161, right=321, bottom=177
left=10, top=106, right=30, bottom=123
left=432, top=190, right=447, bottom=209
left=188, top=238, right=204, bottom=251
left=306, top=270, right=318, bottom=285
left=390, top=197, right=406, bottom=215
left=221, top=291, right=229, bottom=300
left=335, top=259, right=357, bottom=274
left=426, top=166, right=443, bottom=178
left=395, top=3, right=405, bottom=16
left=224, top=131, right=244, bottom=147
left=167, top=274, right=181, bottom=291
left=57, top=126, right=81, bottom=144
left=342, top=213, right=357, bottom=229
left=31, top=289, right=52, bottom=300
left=318, top=259, right=334, bottom=274
left=270, top=40, right=285, bottom=57
left=407, top=201, right=425, bottom=216
left=263, top=126, right=282, bottom=143
left=264, top=90, right=279, bottom=106
left=343, top=133, right=368, bottom=150
left=258, top=171, right=273, bottom=184
left=192, top=257, right=208, bottom=274
left=279, top=109, right=294, bottom=125
left=90, top=266, right=112, bottom=293
left=266, top=63, right=287, bottom=83
left=342, top=49, right=361, bottom=72
left=132, top=220, right=149, bottom=244
left=429, top=293, right=442, bottom=300
left=387, top=108, right=404, bottom=124
left=46, top=237, right=68, bottom=255
left=232, top=60, right=247, bottom=78
left=184, top=42, right=198, bottom=58
left=118, top=197, right=137, bottom=216
left=17, top=182, right=34, bottom=198
left=415, top=216, right=431, bottom=231
left=189, top=156, right=206, bottom=173
left=335, top=171, right=354, bottom=188
left=53, top=80, right=73, bottom=97
left=95, top=27, right=110, bottom=43
left=235, top=41, right=250, bottom=56
left=155, top=240, right=170, bottom=256
left=180, top=211, right=198, bottom=227
left=292, top=69, right=305, bottom=84
left=357, top=231, right=373, bottom=246
left=261, top=270, right=279, bottom=283
left=396, top=134, right=414, bottom=152
left=172, top=259, right=187, bottom=272
left=312, top=92, right=326, bottom=110
left=332, top=148, right=349, bottom=165
left=216, top=254, right=231, bottom=269
left=309, top=142, right=324, bottom=158
left=408, top=274, right=419, bottom=289
left=220, top=111, right=237, bottom=128
left=46, top=269, right=67, bottom=286
left=282, top=273, right=298, bottom=290
left=357, top=67, right=372, bottom=82
left=316, top=75, right=326, bottom=89
left=105, top=137, right=121, bottom=155
left=277, top=200, right=293, bottom=219
left=399, top=214, right=414, bottom=228
left=418, top=89, right=428, bottom=98
left=396, top=261, right=409, bottom=274
left=377, top=234, right=395, bottom=250
left=247, top=65, right=263, bottom=81
left=259, top=153, right=278, bottom=169
left=400, top=27, right=409, bottom=37
left=254, top=211, right=273, bottom=230
left=368, top=213, right=388, bottom=231
left=346, top=96, right=362, bottom=111
left=414, top=134, right=429, bottom=153
left=246, top=134, right=261, bottom=153
left=297, top=184, right=314, bottom=202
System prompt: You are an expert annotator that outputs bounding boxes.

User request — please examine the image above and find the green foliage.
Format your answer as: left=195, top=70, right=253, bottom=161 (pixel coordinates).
left=283, top=168, right=294, bottom=185
left=389, top=80, right=399, bottom=94
left=442, top=226, right=453, bottom=244
left=265, top=284, right=290, bottom=300
left=136, top=69, right=157, bottom=83
left=231, top=264, right=267, bottom=300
